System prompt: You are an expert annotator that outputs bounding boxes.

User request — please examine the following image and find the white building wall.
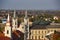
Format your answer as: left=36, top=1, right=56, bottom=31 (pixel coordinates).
left=5, top=26, right=11, bottom=38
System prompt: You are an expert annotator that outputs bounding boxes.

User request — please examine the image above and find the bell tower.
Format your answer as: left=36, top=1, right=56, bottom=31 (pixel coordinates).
left=5, top=14, right=12, bottom=38
left=12, top=10, right=18, bottom=31
left=24, top=10, right=29, bottom=40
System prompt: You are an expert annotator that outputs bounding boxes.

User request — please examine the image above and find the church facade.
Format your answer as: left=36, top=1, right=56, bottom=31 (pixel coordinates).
left=4, top=10, right=30, bottom=40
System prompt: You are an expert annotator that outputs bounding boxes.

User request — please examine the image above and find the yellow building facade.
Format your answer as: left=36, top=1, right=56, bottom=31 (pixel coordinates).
left=29, top=25, right=60, bottom=40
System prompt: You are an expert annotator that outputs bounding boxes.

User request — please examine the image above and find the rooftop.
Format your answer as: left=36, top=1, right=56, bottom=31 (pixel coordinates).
left=30, top=24, right=60, bottom=29
left=0, top=30, right=24, bottom=40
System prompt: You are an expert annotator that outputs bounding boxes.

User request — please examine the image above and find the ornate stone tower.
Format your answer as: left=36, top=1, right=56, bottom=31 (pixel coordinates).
left=12, top=10, right=18, bottom=31
left=5, top=14, right=12, bottom=38
left=24, top=10, right=29, bottom=40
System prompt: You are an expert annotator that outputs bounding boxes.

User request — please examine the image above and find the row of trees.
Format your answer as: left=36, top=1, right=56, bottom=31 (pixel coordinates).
left=0, top=13, right=60, bottom=23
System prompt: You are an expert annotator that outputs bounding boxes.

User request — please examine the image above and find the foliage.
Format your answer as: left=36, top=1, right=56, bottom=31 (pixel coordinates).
left=0, top=27, right=4, bottom=32
left=54, top=19, right=60, bottom=23
left=0, top=20, right=2, bottom=23
left=14, top=13, right=60, bottom=23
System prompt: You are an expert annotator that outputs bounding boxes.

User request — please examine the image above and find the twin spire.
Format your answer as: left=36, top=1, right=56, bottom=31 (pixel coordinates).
left=5, top=10, right=29, bottom=38
left=6, top=14, right=10, bottom=26
left=14, top=10, right=16, bottom=18
left=25, top=10, right=28, bottom=18
left=7, top=14, right=10, bottom=22
left=7, top=10, right=28, bottom=23
left=6, top=10, right=16, bottom=26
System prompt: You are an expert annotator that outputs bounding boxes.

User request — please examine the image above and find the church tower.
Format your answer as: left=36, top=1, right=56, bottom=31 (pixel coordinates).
left=12, top=10, right=18, bottom=31
left=5, top=14, right=12, bottom=38
left=24, top=10, right=29, bottom=40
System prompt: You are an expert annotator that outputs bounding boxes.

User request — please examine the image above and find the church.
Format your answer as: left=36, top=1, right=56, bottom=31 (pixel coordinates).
left=0, top=10, right=30, bottom=40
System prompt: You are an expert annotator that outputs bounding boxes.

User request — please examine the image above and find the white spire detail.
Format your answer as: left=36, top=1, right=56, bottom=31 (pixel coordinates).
left=12, top=10, right=17, bottom=31
left=14, top=10, right=16, bottom=18
left=6, top=14, right=10, bottom=26
left=7, top=14, right=10, bottom=22
left=25, top=10, right=27, bottom=18
left=24, top=10, right=30, bottom=40
left=5, top=13, right=12, bottom=38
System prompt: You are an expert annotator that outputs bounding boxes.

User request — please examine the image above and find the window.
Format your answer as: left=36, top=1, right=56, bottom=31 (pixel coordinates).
left=39, top=36, right=40, bottom=39
left=7, top=30, right=9, bottom=34
left=35, top=31, right=37, bottom=34
left=48, top=30, right=50, bottom=33
left=32, top=36, right=33, bottom=39
left=39, top=31, right=40, bottom=34
left=22, top=27, right=24, bottom=29
left=42, top=31, right=43, bottom=33
left=42, top=35, right=43, bottom=38
left=35, top=36, right=37, bottom=39
left=45, top=31, right=46, bottom=33
left=54, top=30, right=56, bottom=33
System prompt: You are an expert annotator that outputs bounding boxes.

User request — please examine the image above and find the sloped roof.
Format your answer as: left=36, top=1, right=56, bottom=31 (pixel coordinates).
left=0, top=36, right=11, bottom=40
left=0, top=32, right=11, bottom=40
left=47, top=25, right=60, bottom=28
left=30, top=25, right=47, bottom=29
left=30, top=24, right=60, bottom=29
left=12, top=30, right=24, bottom=40
left=0, top=30, right=24, bottom=40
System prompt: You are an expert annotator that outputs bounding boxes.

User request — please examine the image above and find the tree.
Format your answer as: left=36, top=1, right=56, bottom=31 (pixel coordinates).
left=0, top=20, right=2, bottom=23
left=0, top=27, right=4, bottom=32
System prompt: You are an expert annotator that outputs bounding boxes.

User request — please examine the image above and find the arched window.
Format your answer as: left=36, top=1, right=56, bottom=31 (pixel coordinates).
left=42, top=31, right=43, bottom=33
left=22, top=27, right=24, bottom=29
left=45, top=31, right=46, bottom=34
left=42, top=35, right=43, bottom=38
left=7, top=30, right=9, bottom=34
left=39, top=36, right=40, bottom=39
left=35, top=31, right=37, bottom=34
left=35, top=36, right=37, bottom=39
left=39, top=31, right=40, bottom=34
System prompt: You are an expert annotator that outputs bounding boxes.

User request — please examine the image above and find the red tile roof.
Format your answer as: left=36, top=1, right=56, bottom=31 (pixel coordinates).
left=0, top=32, right=11, bottom=40
left=0, top=30, right=24, bottom=40
left=12, top=30, right=24, bottom=40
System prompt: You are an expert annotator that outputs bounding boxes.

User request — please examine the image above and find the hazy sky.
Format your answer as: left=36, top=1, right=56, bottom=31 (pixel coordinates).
left=0, top=0, right=60, bottom=10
